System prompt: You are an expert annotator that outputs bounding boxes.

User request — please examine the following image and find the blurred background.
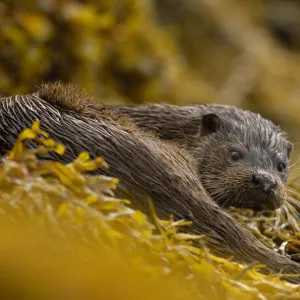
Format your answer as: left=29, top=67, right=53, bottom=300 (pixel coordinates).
left=1, top=0, right=300, bottom=150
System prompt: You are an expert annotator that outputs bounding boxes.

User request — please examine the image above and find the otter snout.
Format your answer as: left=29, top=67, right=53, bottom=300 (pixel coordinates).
left=251, top=174, right=277, bottom=194
left=249, top=173, right=283, bottom=211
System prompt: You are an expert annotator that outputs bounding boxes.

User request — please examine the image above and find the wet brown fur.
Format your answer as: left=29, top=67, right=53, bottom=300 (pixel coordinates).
left=110, top=103, right=292, bottom=211
left=0, top=82, right=299, bottom=282
left=39, top=83, right=198, bottom=166
left=39, top=82, right=134, bottom=128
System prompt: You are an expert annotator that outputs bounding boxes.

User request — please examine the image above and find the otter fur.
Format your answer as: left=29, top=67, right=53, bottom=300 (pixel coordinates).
left=109, top=103, right=293, bottom=211
left=0, top=82, right=299, bottom=282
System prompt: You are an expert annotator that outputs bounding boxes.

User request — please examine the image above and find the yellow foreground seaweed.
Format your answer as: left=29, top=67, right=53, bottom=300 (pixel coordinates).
left=0, top=121, right=299, bottom=299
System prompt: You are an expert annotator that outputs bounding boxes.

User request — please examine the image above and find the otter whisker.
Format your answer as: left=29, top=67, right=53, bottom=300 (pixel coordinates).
left=289, top=158, right=300, bottom=169
left=281, top=202, right=300, bottom=233
left=222, top=193, right=236, bottom=208
left=276, top=206, right=288, bottom=225
left=210, top=190, right=231, bottom=206
left=236, top=189, right=247, bottom=207
left=283, top=195, right=300, bottom=226
left=287, top=188, right=300, bottom=199
left=286, top=195, right=300, bottom=211
left=286, top=193, right=300, bottom=205
left=288, top=168, right=300, bottom=173
left=285, top=200, right=300, bottom=219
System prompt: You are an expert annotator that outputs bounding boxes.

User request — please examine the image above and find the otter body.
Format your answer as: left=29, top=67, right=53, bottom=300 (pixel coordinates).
left=110, top=104, right=293, bottom=211
left=0, top=83, right=299, bottom=282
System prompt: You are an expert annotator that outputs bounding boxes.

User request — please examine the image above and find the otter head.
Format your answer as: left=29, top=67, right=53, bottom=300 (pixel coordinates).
left=197, top=107, right=293, bottom=211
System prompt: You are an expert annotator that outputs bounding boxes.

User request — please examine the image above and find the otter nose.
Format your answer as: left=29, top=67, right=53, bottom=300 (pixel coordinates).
left=251, top=174, right=277, bottom=193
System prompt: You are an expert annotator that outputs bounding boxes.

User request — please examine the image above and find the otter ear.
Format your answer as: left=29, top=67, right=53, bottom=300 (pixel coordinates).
left=201, top=113, right=222, bottom=135
left=287, top=141, right=294, bottom=158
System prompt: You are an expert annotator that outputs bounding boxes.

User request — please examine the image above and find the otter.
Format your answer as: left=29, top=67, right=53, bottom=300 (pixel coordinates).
left=109, top=104, right=293, bottom=212
left=0, top=82, right=299, bottom=282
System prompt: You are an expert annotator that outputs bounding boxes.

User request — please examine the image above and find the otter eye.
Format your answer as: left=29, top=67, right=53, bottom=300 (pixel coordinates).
left=277, top=162, right=286, bottom=172
left=230, top=151, right=242, bottom=161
